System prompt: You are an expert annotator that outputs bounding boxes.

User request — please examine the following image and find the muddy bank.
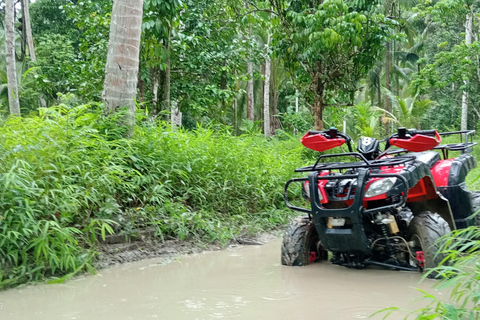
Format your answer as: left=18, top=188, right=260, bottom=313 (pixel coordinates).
left=96, top=230, right=280, bottom=269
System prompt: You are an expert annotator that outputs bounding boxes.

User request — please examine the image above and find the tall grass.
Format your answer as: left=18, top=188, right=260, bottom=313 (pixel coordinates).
left=0, top=104, right=311, bottom=289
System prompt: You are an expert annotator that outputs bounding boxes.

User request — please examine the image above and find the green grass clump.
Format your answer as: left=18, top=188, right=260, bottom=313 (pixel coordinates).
left=0, top=104, right=310, bottom=289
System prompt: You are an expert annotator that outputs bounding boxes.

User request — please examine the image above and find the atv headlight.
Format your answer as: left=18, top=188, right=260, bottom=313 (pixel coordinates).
left=365, top=178, right=397, bottom=198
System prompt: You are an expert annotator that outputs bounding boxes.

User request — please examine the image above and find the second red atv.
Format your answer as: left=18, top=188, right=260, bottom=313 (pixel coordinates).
left=282, top=127, right=479, bottom=273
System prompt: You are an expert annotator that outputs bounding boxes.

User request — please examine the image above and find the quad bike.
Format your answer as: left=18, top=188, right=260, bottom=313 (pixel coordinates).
left=282, top=127, right=480, bottom=273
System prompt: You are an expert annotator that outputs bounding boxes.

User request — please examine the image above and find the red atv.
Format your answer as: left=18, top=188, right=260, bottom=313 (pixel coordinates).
left=282, top=127, right=479, bottom=272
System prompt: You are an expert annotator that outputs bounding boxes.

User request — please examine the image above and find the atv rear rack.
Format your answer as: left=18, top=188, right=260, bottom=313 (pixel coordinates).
left=388, top=130, right=477, bottom=158
left=295, top=152, right=416, bottom=173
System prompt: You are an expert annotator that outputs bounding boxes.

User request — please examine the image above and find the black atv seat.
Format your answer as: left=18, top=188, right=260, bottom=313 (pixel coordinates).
left=407, top=152, right=440, bottom=168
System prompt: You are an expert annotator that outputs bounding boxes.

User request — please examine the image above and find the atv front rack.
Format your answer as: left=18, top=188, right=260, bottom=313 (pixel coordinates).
left=295, top=152, right=416, bottom=173
left=284, top=170, right=409, bottom=215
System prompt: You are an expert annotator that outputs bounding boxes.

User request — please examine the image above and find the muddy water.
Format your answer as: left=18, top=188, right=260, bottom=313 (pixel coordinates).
left=0, top=239, right=439, bottom=320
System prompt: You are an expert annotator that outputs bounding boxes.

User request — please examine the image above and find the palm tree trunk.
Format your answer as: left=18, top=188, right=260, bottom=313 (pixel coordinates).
left=102, top=0, right=143, bottom=136
left=461, top=13, right=473, bottom=131
left=5, top=0, right=21, bottom=116
left=23, top=0, right=36, bottom=62
left=21, top=0, right=46, bottom=108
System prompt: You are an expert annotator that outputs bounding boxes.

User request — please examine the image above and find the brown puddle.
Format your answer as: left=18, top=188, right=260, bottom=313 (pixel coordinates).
left=0, top=239, right=440, bottom=320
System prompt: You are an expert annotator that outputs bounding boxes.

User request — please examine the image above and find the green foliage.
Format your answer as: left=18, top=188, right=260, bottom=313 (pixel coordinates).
left=350, top=102, right=384, bottom=138
left=0, top=104, right=308, bottom=288
left=411, top=0, right=480, bottom=131
left=62, top=0, right=112, bottom=101
left=30, top=0, right=81, bottom=41
left=279, top=107, right=313, bottom=135
left=33, top=34, right=76, bottom=102
left=273, top=0, right=395, bottom=102
left=384, top=92, right=437, bottom=129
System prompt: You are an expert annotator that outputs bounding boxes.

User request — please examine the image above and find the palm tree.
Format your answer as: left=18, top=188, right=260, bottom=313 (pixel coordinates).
left=384, top=89, right=437, bottom=129
left=5, top=0, right=20, bottom=115
left=102, top=0, right=144, bottom=136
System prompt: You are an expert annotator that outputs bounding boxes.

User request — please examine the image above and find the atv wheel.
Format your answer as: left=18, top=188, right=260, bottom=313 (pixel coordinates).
left=281, top=216, right=328, bottom=266
left=407, top=212, right=450, bottom=275
left=470, top=191, right=480, bottom=225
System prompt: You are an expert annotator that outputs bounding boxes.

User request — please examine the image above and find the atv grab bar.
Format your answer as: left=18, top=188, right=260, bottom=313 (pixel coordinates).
left=284, top=177, right=311, bottom=214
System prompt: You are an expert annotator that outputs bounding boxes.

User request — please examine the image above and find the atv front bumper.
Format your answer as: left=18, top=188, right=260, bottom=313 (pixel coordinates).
left=284, top=169, right=409, bottom=255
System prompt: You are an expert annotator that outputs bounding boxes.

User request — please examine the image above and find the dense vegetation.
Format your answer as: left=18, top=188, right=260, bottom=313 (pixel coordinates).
left=0, top=0, right=479, bottom=293
left=1, top=0, right=479, bottom=135
left=0, top=103, right=313, bottom=288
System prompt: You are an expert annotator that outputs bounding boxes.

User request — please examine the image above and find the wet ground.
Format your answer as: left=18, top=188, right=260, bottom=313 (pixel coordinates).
left=0, top=238, right=438, bottom=320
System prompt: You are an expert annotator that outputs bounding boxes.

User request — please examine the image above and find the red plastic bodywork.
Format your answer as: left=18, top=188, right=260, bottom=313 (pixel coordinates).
left=389, top=132, right=442, bottom=152
left=301, top=133, right=345, bottom=152
left=431, top=159, right=453, bottom=187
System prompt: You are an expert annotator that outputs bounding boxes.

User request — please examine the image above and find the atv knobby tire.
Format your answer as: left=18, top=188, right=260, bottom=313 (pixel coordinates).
left=407, top=212, right=450, bottom=275
left=281, top=216, right=327, bottom=266
left=470, top=191, right=480, bottom=225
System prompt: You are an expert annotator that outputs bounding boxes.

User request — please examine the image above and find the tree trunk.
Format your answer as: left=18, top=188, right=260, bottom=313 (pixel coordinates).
left=247, top=53, right=255, bottom=120
left=5, top=0, right=21, bottom=116
left=270, top=88, right=282, bottom=134
left=137, top=60, right=145, bottom=104
left=378, top=72, right=383, bottom=134
left=385, top=41, right=390, bottom=133
left=312, top=61, right=325, bottom=131
left=245, top=0, right=254, bottom=121
left=164, top=29, right=172, bottom=119
left=22, top=0, right=46, bottom=109
left=313, top=91, right=324, bottom=131
left=23, top=0, right=36, bottom=62
left=260, top=63, right=265, bottom=121
left=263, top=30, right=271, bottom=138
left=21, top=1, right=26, bottom=62
left=151, top=67, right=159, bottom=116
left=462, top=13, right=473, bottom=131
left=102, top=0, right=143, bottom=137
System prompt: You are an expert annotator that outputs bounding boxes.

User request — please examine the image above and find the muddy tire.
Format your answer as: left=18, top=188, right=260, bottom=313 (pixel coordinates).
left=281, top=216, right=327, bottom=266
left=470, top=191, right=480, bottom=225
left=407, top=212, right=450, bottom=276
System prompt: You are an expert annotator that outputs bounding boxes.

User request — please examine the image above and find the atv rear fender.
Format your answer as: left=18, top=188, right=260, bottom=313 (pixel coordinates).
left=433, top=154, right=477, bottom=228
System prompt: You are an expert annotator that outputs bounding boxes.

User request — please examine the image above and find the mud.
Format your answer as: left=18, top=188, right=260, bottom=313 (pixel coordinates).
left=0, top=238, right=438, bottom=320
left=97, top=232, right=279, bottom=269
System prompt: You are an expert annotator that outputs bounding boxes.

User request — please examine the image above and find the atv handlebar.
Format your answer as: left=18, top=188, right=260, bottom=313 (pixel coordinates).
left=396, top=127, right=436, bottom=138
left=308, top=128, right=354, bottom=152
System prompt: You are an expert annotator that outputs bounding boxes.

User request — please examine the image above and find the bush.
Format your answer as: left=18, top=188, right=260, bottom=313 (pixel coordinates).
left=0, top=104, right=310, bottom=288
